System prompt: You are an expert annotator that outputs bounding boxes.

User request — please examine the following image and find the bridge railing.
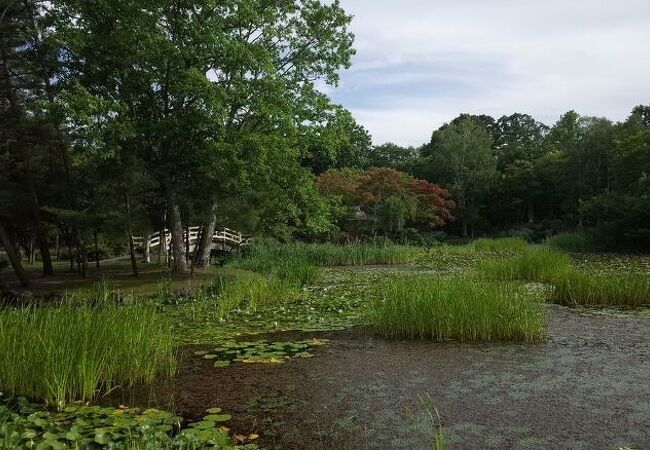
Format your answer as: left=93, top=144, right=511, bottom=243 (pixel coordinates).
left=133, top=227, right=250, bottom=251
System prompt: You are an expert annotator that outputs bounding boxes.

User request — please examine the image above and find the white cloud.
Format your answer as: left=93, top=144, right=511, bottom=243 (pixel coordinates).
left=330, top=0, right=650, bottom=146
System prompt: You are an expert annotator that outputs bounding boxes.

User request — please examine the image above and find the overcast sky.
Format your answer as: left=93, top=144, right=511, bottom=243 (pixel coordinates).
left=326, top=0, right=650, bottom=146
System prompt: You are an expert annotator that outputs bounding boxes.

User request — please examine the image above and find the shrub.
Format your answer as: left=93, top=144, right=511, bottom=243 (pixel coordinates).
left=553, top=271, right=650, bottom=307
left=546, top=232, right=600, bottom=253
left=367, top=275, right=545, bottom=342
left=0, top=302, right=176, bottom=408
left=479, top=247, right=572, bottom=283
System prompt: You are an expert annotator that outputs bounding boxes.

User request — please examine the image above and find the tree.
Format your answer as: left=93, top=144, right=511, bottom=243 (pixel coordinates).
left=367, top=143, right=419, bottom=169
left=317, top=167, right=454, bottom=239
left=493, top=113, right=548, bottom=169
left=416, top=117, right=496, bottom=237
left=62, top=0, right=356, bottom=272
left=0, top=0, right=59, bottom=276
left=303, top=107, right=372, bottom=174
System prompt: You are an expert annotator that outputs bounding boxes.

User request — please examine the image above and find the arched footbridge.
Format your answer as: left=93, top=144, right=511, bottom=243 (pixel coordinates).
left=134, top=227, right=250, bottom=262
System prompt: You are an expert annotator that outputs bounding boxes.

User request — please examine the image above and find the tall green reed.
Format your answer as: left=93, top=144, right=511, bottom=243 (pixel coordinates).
left=479, top=247, right=572, bottom=283
left=0, top=301, right=176, bottom=408
left=553, top=271, right=650, bottom=307
left=368, top=275, right=545, bottom=342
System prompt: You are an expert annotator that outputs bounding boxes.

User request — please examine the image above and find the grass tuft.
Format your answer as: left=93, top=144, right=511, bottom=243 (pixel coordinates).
left=471, top=237, right=529, bottom=252
left=553, top=271, right=650, bottom=307
left=0, top=301, right=176, bottom=408
left=479, top=247, right=571, bottom=283
left=209, top=268, right=298, bottom=315
left=367, top=275, right=545, bottom=342
left=546, top=232, right=600, bottom=253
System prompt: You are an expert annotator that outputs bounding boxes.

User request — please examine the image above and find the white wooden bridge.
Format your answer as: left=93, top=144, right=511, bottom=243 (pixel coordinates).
left=134, top=227, right=249, bottom=262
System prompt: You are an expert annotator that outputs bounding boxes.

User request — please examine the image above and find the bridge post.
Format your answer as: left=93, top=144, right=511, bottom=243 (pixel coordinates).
left=144, top=238, right=151, bottom=263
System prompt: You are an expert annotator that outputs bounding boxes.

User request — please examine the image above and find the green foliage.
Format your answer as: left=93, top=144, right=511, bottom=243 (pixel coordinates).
left=479, top=247, right=572, bottom=283
left=209, top=268, right=298, bottom=316
left=546, top=232, right=601, bottom=253
left=414, top=116, right=497, bottom=237
left=233, top=241, right=419, bottom=275
left=0, top=399, right=248, bottom=449
left=368, top=275, right=545, bottom=342
left=0, top=302, right=176, bottom=407
left=580, top=191, right=650, bottom=251
left=229, top=247, right=321, bottom=287
left=317, top=167, right=454, bottom=239
left=471, top=237, right=529, bottom=252
left=553, top=271, right=650, bottom=307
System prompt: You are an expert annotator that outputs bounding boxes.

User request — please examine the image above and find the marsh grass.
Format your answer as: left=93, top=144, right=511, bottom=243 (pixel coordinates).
left=0, top=301, right=176, bottom=408
left=209, top=268, right=298, bottom=315
left=235, top=241, right=417, bottom=270
left=419, top=394, right=446, bottom=450
left=479, top=247, right=572, bottom=283
left=368, top=275, right=545, bottom=342
left=553, top=270, right=650, bottom=307
left=471, top=237, right=529, bottom=252
left=546, top=232, right=600, bottom=253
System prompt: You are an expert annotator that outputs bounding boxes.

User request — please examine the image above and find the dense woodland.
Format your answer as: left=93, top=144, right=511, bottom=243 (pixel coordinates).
left=2, top=1, right=650, bottom=287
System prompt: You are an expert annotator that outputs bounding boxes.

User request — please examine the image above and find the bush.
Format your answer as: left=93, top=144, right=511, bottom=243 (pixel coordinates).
left=553, top=271, right=650, bottom=307
left=546, top=232, right=600, bottom=253
left=367, top=275, right=545, bottom=342
left=479, top=247, right=572, bottom=283
left=0, top=301, right=176, bottom=408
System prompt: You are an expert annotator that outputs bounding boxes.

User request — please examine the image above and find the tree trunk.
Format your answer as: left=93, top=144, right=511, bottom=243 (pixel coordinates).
left=32, top=200, right=53, bottom=276
left=527, top=200, right=535, bottom=224
left=193, top=212, right=217, bottom=268
left=165, top=187, right=187, bottom=274
left=73, top=224, right=88, bottom=278
left=124, top=191, right=139, bottom=277
left=0, top=37, right=53, bottom=277
left=0, top=221, right=30, bottom=288
left=67, top=230, right=73, bottom=271
left=94, top=229, right=100, bottom=269
left=158, top=228, right=165, bottom=264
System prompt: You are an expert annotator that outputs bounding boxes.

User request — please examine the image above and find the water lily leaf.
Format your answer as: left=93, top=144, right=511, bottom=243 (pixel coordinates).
left=191, top=420, right=216, bottom=429
left=204, top=414, right=232, bottom=422
left=205, top=407, right=222, bottom=414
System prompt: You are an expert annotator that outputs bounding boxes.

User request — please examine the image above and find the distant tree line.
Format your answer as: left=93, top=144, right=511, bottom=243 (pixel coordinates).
left=312, top=107, right=650, bottom=250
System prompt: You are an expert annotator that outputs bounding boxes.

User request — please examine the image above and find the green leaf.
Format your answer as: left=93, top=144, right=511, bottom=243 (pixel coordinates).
left=203, top=414, right=231, bottom=422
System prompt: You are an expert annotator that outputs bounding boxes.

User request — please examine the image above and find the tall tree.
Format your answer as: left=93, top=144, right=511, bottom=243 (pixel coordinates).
left=0, top=0, right=57, bottom=276
left=416, top=117, right=496, bottom=237
left=62, top=0, right=355, bottom=272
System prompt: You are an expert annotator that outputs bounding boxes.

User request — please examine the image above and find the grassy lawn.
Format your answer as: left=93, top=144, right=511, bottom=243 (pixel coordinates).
left=1, top=258, right=219, bottom=299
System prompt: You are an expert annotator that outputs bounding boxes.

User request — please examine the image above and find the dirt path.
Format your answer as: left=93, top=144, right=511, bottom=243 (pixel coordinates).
left=121, top=305, right=650, bottom=449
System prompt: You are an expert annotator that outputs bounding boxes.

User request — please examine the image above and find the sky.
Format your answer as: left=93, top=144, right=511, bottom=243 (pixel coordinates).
left=325, top=0, right=650, bottom=146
